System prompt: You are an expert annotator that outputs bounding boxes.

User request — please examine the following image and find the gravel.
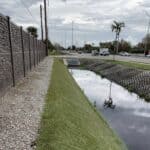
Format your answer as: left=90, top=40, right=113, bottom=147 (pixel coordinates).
left=0, top=57, right=53, bottom=150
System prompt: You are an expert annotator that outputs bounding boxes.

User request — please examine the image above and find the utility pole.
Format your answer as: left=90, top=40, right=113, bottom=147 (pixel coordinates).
left=40, top=5, right=44, bottom=41
left=72, top=21, right=74, bottom=50
left=84, top=40, right=86, bottom=52
left=144, top=20, right=150, bottom=56
left=64, top=0, right=67, bottom=50
left=65, top=31, right=67, bottom=49
left=44, top=0, right=49, bottom=56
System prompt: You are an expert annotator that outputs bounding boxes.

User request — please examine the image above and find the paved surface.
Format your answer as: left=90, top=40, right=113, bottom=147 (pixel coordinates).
left=53, top=53, right=150, bottom=64
left=0, top=57, right=53, bottom=150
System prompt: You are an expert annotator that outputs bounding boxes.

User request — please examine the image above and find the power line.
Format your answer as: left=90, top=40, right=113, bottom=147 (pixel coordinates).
left=18, top=0, right=39, bottom=24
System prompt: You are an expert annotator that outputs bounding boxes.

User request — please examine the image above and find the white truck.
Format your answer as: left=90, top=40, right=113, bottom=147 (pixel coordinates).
left=99, top=48, right=110, bottom=56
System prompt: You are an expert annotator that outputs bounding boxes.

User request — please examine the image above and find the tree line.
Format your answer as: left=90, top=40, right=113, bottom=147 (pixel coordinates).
left=27, top=24, right=150, bottom=55
left=75, top=35, right=149, bottom=54
left=77, top=21, right=150, bottom=55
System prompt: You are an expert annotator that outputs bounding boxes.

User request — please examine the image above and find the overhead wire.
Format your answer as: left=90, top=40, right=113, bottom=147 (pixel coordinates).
left=18, top=0, right=39, bottom=24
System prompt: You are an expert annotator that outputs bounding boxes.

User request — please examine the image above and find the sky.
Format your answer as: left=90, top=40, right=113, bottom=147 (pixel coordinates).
left=0, top=0, right=150, bottom=47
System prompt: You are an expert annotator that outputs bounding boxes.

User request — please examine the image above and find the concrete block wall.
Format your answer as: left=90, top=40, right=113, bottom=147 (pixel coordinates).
left=0, top=13, right=46, bottom=97
left=0, top=15, right=12, bottom=95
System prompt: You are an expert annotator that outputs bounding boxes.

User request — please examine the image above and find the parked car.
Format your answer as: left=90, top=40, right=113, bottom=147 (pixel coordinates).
left=146, top=54, right=150, bottom=58
left=119, top=52, right=130, bottom=56
left=100, top=51, right=110, bottom=56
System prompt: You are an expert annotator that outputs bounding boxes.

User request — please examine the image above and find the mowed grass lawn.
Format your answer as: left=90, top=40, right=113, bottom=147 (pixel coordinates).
left=107, top=60, right=150, bottom=70
left=36, top=59, right=127, bottom=150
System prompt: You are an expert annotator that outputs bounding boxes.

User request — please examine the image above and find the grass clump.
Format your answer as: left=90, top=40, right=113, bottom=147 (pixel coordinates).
left=36, top=59, right=127, bottom=150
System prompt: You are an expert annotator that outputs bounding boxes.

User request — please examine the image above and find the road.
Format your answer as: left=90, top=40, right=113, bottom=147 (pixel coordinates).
left=54, top=53, right=150, bottom=64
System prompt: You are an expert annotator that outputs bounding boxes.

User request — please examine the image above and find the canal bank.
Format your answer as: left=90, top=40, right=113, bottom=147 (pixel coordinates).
left=70, top=69, right=150, bottom=150
left=80, top=59, right=150, bottom=102
left=36, top=59, right=127, bottom=150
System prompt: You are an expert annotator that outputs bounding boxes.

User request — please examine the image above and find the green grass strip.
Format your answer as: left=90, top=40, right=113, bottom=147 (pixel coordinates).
left=107, top=60, right=150, bottom=70
left=36, top=58, right=127, bottom=150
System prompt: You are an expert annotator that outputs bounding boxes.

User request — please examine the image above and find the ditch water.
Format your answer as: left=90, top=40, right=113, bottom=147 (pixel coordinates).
left=70, top=69, right=150, bottom=150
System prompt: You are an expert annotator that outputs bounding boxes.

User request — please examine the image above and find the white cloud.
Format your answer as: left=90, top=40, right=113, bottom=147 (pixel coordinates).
left=0, top=0, right=150, bottom=46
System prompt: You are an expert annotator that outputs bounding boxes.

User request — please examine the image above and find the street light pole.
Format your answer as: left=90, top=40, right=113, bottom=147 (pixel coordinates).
left=65, top=31, right=67, bottom=49
left=72, top=21, right=74, bottom=50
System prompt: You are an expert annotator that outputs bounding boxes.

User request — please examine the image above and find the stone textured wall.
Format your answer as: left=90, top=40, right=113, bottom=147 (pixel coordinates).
left=11, top=22, right=24, bottom=81
left=0, top=15, right=12, bottom=95
left=0, top=13, right=46, bottom=97
left=23, top=30, right=30, bottom=72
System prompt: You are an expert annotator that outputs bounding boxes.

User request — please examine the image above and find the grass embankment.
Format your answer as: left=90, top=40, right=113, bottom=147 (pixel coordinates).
left=107, top=60, right=150, bottom=70
left=36, top=59, right=126, bottom=150
left=49, top=50, right=63, bottom=55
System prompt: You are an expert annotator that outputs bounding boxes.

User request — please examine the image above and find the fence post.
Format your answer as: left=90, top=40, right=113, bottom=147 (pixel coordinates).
left=33, top=37, right=36, bottom=67
left=7, top=16, right=15, bottom=87
left=39, top=41, right=41, bottom=62
left=36, top=39, right=38, bottom=65
left=37, top=40, right=39, bottom=64
left=20, top=26, right=26, bottom=77
left=38, top=41, right=40, bottom=64
left=28, top=34, right=32, bottom=70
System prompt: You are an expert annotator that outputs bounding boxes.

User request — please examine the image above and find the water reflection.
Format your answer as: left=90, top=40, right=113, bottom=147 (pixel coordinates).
left=70, top=69, right=150, bottom=150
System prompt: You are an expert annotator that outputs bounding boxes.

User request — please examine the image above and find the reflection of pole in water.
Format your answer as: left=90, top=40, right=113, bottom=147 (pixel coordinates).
left=109, top=81, right=112, bottom=99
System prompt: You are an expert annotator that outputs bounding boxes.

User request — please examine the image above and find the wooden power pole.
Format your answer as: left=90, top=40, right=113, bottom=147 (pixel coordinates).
left=40, top=5, right=44, bottom=41
left=72, top=21, right=74, bottom=50
left=44, top=0, right=48, bottom=56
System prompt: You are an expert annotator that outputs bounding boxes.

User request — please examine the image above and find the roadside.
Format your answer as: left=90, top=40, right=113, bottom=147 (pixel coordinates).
left=106, top=60, right=150, bottom=70
left=0, top=57, right=53, bottom=150
left=52, top=53, right=150, bottom=64
left=36, top=58, right=127, bottom=150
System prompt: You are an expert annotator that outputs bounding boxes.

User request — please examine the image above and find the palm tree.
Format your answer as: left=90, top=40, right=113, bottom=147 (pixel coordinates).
left=111, top=21, right=125, bottom=55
